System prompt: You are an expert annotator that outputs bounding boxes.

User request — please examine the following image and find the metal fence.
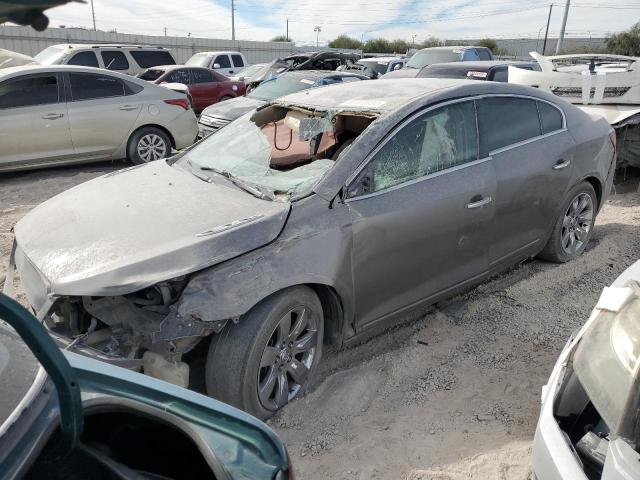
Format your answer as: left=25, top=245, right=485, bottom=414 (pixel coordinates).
left=0, top=25, right=296, bottom=64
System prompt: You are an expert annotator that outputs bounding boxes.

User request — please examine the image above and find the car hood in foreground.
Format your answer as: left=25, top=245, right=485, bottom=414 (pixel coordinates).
left=14, top=160, right=290, bottom=296
left=200, top=96, right=266, bottom=122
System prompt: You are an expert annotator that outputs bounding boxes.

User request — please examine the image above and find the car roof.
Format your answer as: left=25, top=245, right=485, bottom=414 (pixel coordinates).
left=191, top=51, right=242, bottom=56
left=422, top=61, right=536, bottom=72
left=45, top=43, right=170, bottom=50
left=0, top=64, right=142, bottom=81
left=417, top=46, right=483, bottom=52
left=277, top=70, right=367, bottom=80
left=275, top=77, right=551, bottom=114
left=359, top=57, right=403, bottom=63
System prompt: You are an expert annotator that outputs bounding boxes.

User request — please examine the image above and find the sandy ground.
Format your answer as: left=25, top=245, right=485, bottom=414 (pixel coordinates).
left=1, top=162, right=639, bottom=479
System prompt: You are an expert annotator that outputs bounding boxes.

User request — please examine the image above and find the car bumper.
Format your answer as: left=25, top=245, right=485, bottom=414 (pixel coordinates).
left=170, top=110, right=199, bottom=150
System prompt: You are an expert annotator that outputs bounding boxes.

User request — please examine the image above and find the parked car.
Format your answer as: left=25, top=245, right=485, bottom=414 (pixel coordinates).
left=198, top=70, right=368, bottom=137
left=0, top=47, right=36, bottom=69
left=33, top=44, right=176, bottom=76
left=0, top=294, right=292, bottom=479
left=382, top=46, right=494, bottom=78
left=228, top=63, right=267, bottom=83
left=346, top=56, right=405, bottom=78
left=5, top=79, right=616, bottom=419
left=138, top=65, right=246, bottom=114
left=282, top=51, right=360, bottom=71
left=0, top=65, right=198, bottom=171
left=185, top=51, right=247, bottom=76
left=531, top=260, right=640, bottom=479
left=418, top=60, right=538, bottom=82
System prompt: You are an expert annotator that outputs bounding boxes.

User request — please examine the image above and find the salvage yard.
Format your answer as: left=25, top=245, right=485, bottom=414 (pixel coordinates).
left=2, top=163, right=639, bottom=479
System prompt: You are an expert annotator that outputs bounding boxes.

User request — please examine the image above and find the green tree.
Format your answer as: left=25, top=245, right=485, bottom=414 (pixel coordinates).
left=419, top=36, right=442, bottom=48
left=389, top=38, right=409, bottom=54
left=363, top=38, right=392, bottom=53
left=477, top=38, right=498, bottom=53
left=605, top=23, right=640, bottom=56
left=271, top=35, right=291, bottom=42
left=328, top=35, right=363, bottom=50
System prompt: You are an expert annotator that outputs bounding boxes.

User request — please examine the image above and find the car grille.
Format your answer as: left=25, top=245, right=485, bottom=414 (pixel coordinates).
left=199, top=115, right=231, bottom=131
left=550, top=86, right=631, bottom=99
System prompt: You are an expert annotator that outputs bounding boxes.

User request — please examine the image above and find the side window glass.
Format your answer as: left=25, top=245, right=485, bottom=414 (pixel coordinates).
left=538, top=101, right=563, bottom=134
left=67, top=51, right=99, bottom=67
left=0, top=75, right=59, bottom=109
left=462, top=49, right=480, bottom=61
left=192, top=69, right=214, bottom=83
left=214, top=55, right=231, bottom=69
left=349, top=101, right=478, bottom=196
left=477, top=97, right=542, bottom=155
left=165, top=69, right=191, bottom=84
left=130, top=50, right=175, bottom=68
left=69, top=73, right=125, bottom=101
left=231, top=54, right=244, bottom=68
left=491, top=68, right=508, bottom=82
left=101, top=51, right=129, bottom=71
left=478, top=49, right=492, bottom=60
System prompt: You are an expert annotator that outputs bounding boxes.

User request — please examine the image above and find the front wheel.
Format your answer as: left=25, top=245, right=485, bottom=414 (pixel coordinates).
left=205, top=286, right=324, bottom=419
left=127, top=127, right=171, bottom=164
left=538, top=181, right=597, bottom=263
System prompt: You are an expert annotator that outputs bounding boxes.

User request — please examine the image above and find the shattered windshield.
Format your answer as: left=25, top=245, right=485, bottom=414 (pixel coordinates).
left=358, top=61, right=388, bottom=76
left=406, top=50, right=461, bottom=69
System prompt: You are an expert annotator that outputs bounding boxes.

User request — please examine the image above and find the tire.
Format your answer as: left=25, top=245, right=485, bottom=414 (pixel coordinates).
left=126, top=126, right=171, bottom=165
left=205, top=286, right=324, bottom=419
left=538, top=181, right=598, bottom=263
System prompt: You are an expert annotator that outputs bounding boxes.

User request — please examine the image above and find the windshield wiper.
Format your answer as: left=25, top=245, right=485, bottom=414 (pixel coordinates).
left=198, top=165, right=275, bottom=201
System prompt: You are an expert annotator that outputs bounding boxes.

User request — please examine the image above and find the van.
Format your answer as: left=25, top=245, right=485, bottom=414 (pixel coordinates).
left=33, top=44, right=176, bottom=76
left=185, top=51, right=247, bottom=76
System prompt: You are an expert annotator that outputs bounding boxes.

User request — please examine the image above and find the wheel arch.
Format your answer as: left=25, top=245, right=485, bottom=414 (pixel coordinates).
left=582, top=175, right=603, bottom=210
left=129, top=124, right=177, bottom=150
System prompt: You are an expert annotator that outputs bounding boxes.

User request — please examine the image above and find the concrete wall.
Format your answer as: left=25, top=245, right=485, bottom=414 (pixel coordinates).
left=0, top=25, right=295, bottom=64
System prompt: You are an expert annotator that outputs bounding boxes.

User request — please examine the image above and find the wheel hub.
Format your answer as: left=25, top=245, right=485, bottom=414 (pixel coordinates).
left=278, top=346, right=292, bottom=364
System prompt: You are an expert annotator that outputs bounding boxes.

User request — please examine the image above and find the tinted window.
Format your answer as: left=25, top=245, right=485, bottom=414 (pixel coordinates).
left=360, top=101, right=478, bottom=194
left=192, top=69, right=214, bottom=83
left=538, top=101, right=563, bottom=134
left=462, top=49, right=480, bottom=61
left=478, top=49, right=492, bottom=60
left=138, top=69, right=164, bottom=81
left=231, top=54, right=244, bottom=68
left=164, top=69, right=191, bottom=84
left=101, top=51, right=129, bottom=70
left=69, top=73, right=125, bottom=100
left=0, top=75, right=59, bottom=109
left=477, top=97, right=542, bottom=155
left=67, top=51, right=99, bottom=67
left=491, top=68, right=508, bottom=82
left=130, top=50, right=175, bottom=68
left=214, top=55, right=231, bottom=69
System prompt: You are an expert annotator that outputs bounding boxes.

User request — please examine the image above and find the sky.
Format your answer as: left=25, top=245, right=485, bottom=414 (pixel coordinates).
left=44, top=0, right=640, bottom=45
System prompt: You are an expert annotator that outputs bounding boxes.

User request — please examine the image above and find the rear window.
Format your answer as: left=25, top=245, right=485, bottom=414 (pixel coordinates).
left=164, top=69, right=191, bottom=84
left=67, top=51, right=99, bottom=67
left=418, top=65, right=475, bottom=79
left=130, top=50, right=175, bottom=68
left=477, top=97, right=542, bottom=154
left=214, top=55, right=231, bottom=69
left=406, top=50, right=461, bottom=69
left=538, top=101, right=563, bottom=134
left=138, top=69, right=165, bottom=81
left=478, top=49, right=492, bottom=60
left=69, top=73, right=125, bottom=100
left=101, top=51, right=129, bottom=71
left=231, top=54, right=244, bottom=68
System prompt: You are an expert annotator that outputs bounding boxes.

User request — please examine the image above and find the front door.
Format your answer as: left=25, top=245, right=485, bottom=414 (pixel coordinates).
left=65, top=72, right=142, bottom=158
left=346, top=100, right=496, bottom=330
left=0, top=72, right=74, bottom=169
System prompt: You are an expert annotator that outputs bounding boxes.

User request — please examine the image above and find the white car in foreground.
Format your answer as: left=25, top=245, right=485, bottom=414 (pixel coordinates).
left=532, top=260, right=640, bottom=479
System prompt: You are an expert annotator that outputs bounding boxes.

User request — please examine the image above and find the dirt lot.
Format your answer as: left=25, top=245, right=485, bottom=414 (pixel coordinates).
left=1, top=162, right=639, bottom=479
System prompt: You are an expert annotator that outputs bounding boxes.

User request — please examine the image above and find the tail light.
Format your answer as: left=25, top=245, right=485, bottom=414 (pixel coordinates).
left=164, top=98, right=190, bottom=110
left=609, top=129, right=617, bottom=151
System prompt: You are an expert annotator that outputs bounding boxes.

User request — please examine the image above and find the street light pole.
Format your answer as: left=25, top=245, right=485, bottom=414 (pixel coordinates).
left=90, top=0, right=96, bottom=31
left=555, top=0, right=570, bottom=54
left=314, top=25, right=321, bottom=48
left=231, top=0, right=235, bottom=41
left=412, top=34, right=417, bottom=49
left=542, top=3, right=553, bottom=55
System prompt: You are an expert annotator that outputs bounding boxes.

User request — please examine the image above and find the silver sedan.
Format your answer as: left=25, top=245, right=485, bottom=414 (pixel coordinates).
left=0, top=65, right=198, bottom=172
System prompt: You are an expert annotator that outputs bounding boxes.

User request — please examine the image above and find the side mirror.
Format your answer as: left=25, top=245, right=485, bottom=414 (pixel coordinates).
left=212, top=63, right=221, bottom=69
left=393, top=63, right=403, bottom=71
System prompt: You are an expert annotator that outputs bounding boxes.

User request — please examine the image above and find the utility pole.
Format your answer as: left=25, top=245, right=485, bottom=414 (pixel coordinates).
left=231, top=0, right=235, bottom=41
left=286, top=18, right=289, bottom=41
left=90, top=0, right=96, bottom=31
left=542, top=4, right=553, bottom=55
left=412, top=34, right=417, bottom=49
left=314, top=25, right=321, bottom=48
left=164, top=26, right=167, bottom=36
left=555, top=0, right=570, bottom=54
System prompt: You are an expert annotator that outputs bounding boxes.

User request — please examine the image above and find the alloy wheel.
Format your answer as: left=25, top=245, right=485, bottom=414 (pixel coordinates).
left=257, top=306, right=318, bottom=411
left=561, top=192, right=594, bottom=255
left=137, top=133, right=167, bottom=162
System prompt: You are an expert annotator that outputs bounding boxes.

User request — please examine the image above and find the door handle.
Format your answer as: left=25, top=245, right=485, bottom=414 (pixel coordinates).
left=119, top=105, right=138, bottom=111
left=466, top=196, right=493, bottom=209
left=42, top=113, right=64, bottom=120
left=553, top=159, right=571, bottom=170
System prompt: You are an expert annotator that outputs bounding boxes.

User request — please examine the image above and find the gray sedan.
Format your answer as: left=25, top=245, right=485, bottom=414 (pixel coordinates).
left=0, top=65, right=198, bottom=172
left=6, top=79, right=616, bottom=419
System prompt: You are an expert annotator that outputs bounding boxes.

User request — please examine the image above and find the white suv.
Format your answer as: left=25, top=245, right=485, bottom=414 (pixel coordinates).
left=185, top=51, right=247, bottom=76
left=33, top=44, right=176, bottom=76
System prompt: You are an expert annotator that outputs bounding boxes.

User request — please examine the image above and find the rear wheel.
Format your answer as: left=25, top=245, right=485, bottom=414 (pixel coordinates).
left=127, top=127, right=171, bottom=164
left=538, top=181, right=597, bottom=262
left=205, top=286, right=324, bottom=419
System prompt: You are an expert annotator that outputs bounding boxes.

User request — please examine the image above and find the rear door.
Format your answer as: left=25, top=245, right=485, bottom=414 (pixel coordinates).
left=477, top=96, right=574, bottom=268
left=0, top=72, right=73, bottom=168
left=100, top=50, right=131, bottom=74
left=65, top=72, right=142, bottom=158
left=189, top=69, right=220, bottom=112
left=231, top=54, right=245, bottom=74
left=346, top=99, right=496, bottom=329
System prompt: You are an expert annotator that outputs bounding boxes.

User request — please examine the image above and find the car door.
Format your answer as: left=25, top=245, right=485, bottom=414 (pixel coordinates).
left=213, top=54, right=233, bottom=75
left=0, top=72, right=74, bottom=168
left=345, top=99, right=496, bottom=330
left=65, top=72, right=142, bottom=158
left=477, top=96, right=574, bottom=268
left=189, top=68, right=219, bottom=112
left=231, top=54, right=245, bottom=74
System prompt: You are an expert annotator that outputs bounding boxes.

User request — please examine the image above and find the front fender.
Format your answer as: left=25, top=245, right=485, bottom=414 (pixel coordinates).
left=176, top=197, right=355, bottom=331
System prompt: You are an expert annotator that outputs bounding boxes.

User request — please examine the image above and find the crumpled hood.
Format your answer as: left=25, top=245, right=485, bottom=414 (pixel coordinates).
left=14, top=160, right=290, bottom=296
left=380, top=68, right=420, bottom=79
left=201, top=96, right=265, bottom=122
